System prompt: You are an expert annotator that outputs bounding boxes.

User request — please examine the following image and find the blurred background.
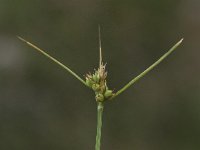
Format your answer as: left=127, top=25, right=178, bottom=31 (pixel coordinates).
left=0, top=0, right=200, bottom=150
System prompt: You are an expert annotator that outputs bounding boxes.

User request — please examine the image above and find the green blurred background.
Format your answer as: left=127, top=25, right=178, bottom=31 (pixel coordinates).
left=0, top=0, right=200, bottom=150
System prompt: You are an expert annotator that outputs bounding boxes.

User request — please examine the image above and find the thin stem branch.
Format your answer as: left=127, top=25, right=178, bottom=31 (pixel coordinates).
left=111, top=38, right=183, bottom=100
left=95, top=102, right=104, bottom=150
left=17, top=36, right=87, bottom=87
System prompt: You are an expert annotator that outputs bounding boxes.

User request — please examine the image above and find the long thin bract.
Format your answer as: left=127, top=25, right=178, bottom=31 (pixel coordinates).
left=17, top=36, right=87, bottom=87
left=111, top=38, right=183, bottom=99
left=98, top=25, right=102, bottom=67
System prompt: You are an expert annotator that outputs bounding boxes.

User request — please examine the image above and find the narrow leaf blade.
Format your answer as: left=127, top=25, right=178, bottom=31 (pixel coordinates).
left=111, top=38, right=183, bottom=100
left=17, top=36, right=87, bottom=87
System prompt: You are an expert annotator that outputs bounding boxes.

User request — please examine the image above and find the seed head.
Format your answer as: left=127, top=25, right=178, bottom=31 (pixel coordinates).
left=86, top=63, right=114, bottom=102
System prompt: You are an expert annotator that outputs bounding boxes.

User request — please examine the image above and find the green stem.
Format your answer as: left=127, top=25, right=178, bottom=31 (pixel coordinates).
left=111, top=38, right=183, bottom=100
left=95, top=102, right=104, bottom=150
left=17, top=36, right=87, bottom=87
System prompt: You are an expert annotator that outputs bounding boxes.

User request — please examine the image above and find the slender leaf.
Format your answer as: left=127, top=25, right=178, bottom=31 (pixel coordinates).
left=17, top=36, right=87, bottom=87
left=111, top=38, right=183, bottom=99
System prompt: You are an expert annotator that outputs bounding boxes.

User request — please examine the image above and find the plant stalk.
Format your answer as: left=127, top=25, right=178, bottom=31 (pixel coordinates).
left=95, top=102, right=104, bottom=150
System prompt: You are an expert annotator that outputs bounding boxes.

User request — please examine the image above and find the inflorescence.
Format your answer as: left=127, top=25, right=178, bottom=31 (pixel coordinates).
left=86, top=63, right=114, bottom=102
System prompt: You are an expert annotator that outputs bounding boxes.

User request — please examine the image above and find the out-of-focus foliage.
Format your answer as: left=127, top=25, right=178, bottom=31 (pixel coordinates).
left=0, top=0, right=200, bottom=150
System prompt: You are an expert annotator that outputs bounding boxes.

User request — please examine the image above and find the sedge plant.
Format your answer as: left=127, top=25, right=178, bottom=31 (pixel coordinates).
left=18, top=27, right=183, bottom=150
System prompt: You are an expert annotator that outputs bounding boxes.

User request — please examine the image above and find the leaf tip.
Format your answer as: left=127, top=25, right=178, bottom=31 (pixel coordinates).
left=177, top=38, right=184, bottom=46
left=180, top=38, right=184, bottom=43
left=17, top=36, right=26, bottom=43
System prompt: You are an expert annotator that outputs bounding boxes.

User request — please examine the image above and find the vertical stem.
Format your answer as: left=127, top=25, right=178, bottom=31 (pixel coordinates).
left=98, top=25, right=102, bottom=68
left=95, top=102, right=104, bottom=150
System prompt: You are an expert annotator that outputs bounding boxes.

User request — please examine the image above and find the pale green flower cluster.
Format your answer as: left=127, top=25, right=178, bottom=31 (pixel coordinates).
left=86, top=64, right=113, bottom=102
